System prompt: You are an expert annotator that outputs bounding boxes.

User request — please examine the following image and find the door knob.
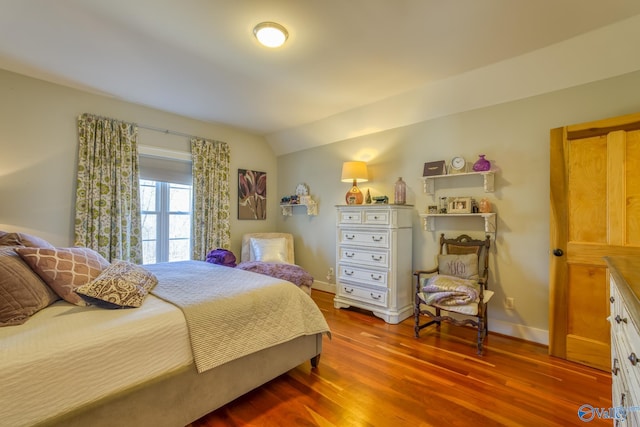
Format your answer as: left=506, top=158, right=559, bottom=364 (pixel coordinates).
left=553, top=248, right=564, bottom=257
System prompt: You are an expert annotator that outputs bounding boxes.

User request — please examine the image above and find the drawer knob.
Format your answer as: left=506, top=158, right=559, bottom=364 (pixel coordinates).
left=370, top=293, right=381, bottom=300
left=372, top=236, right=383, bottom=242
left=371, top=274, right=382, bottom=281
left=373, top=216, right=379, bottom=219
left=615, top=314, right=628, bottom=324
left=629, top=353, right=638, bottom=366
left=612, top=358, right=620, bottom=376
left=610, top=296, right=615, bottom=303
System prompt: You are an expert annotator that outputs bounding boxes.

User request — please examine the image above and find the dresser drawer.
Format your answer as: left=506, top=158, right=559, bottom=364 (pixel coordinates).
left=338, top=283, right=388, bottom=307
left=339, top=263, right=388, bottom=287
left=339, top=210, right=363, bottom=225
left=339, top=230, right=389, bottom=248
left=364, top=210, right=390, bottom=225
left=339, top=247, right=389, bottom=268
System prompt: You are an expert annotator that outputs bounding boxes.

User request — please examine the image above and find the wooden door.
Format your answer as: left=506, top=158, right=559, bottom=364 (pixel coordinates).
left=550, top=112, right=640, bottom=371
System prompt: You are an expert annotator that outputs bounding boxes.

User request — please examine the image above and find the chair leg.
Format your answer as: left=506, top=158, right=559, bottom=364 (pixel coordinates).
left=477, top=316, right=484, bottom=355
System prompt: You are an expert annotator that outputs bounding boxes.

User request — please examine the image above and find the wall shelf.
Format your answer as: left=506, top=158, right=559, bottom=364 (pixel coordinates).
left=419, top=212, right=497, bottom=238
left=422, top=171, right=495, bottom=195
left=280, top=199, right=318, bottom=216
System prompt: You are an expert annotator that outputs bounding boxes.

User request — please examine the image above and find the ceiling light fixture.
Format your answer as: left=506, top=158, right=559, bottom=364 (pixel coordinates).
left=253, top=22, right=288, bottom=48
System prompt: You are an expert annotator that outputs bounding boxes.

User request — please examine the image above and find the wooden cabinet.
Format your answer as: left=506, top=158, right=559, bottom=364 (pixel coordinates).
left=607, top=256, right=640, bottom=425
left=334, top=205, right=413, bottom=324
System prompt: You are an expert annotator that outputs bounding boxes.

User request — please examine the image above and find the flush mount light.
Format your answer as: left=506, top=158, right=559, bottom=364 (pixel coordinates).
left=253, top=22, right=288, bottom=48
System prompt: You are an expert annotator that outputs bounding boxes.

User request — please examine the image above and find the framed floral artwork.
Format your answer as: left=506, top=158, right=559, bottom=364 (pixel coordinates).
left=238, top=169, right=266, bottom=220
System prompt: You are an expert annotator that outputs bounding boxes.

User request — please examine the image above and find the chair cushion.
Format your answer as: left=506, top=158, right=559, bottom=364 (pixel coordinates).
left=418, top=290, right=494, bottom=316
left=438, top=253, right=479, bottom=280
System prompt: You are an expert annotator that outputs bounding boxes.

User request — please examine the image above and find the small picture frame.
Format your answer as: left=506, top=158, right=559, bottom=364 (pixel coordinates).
left=427, top=205, right=438, bottom=214
left=423, top=160, right=446, bottom=177
left=448, top=197, right=472, bottom=214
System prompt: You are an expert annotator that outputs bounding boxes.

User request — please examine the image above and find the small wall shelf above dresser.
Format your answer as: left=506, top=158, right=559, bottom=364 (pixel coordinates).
left=418, top=212, right=497, bottom=237
left=422, top=170, right=495, bottom=195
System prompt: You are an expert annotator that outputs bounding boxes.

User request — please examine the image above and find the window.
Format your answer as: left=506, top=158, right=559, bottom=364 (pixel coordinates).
left=140, top=179, right=192, bottom=264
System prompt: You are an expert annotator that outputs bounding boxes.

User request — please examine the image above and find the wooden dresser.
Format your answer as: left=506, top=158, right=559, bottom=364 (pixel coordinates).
left=334, top=205, right=413, bottom=324
left=607, top=256, right=640, bottom=424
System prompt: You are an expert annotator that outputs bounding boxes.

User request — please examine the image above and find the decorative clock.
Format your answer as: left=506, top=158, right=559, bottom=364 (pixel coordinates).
left=449, top=156, right=466, bottom=174
left=295, top=183, right=309, bottom=196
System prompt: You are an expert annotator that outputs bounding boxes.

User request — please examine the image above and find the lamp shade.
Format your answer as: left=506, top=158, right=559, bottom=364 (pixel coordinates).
left=341, top=161, right=369, bottom=183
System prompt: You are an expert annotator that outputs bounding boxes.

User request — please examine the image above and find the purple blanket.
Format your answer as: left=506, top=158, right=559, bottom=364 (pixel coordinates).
left=235, top=261, right=313, bottom=288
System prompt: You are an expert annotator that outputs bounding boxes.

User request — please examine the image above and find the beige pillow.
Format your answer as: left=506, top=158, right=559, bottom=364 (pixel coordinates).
left=15, top=247, right=110, bottom=306
left=75, top=261, right=157, bottom=309
left=438, top=254, right=479, bottom=280
left=250, top=237, right=290, bottom=264
left=0, top=247, right=59, bottom=326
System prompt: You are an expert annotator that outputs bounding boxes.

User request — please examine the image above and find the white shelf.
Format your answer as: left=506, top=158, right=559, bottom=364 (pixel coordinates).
left=418, top=212, right=497, bottom=237
left=280, top=200, right=318, bottom=216
left=422, top=171, right=495, bottom=195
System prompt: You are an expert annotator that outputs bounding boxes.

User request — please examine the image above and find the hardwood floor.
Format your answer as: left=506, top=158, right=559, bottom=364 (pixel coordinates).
left=192, top=291, right=612, bottom=427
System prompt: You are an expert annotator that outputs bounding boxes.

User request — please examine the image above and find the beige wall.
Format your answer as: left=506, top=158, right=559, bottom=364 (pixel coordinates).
left=0, top=69, right=278, bottom=257
left=277, top=70, right=640, bottom=343
left=5, top=65, right=640, bottom=344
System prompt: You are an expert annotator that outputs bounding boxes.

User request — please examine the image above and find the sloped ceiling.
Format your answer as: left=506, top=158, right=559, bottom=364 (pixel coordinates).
left=1, top=0, right=640, bottom=155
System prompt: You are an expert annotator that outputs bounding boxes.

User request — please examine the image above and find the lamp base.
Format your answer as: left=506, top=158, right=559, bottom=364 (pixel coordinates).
left=345, top=185, right=363, bottom=204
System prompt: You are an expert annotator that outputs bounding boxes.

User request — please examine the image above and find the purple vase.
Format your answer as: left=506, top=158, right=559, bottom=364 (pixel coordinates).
left=473, top=154, right=491, bottom=172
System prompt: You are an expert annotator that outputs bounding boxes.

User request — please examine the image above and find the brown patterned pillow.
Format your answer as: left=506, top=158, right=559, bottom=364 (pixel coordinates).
left=0, top=247, right=59, bottom=326
left=15, top=247, right=110, bottom=306
left=0, top=231, right=55, bottom=248
left=75, top=261, right=157, bottom=309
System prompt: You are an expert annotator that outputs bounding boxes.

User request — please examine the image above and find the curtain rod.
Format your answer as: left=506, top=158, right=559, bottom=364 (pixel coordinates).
left=137, top=123, right=203, bottom=140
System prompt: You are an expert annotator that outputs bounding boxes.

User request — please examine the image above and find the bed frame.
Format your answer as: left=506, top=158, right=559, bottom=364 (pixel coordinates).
left=42, top=334, right=322, bottom=426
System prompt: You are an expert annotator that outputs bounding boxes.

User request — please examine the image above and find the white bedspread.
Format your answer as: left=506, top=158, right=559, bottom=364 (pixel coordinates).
left=148, top=261, right=331, bottom=373
left=0, top=295, right=191, bottom=427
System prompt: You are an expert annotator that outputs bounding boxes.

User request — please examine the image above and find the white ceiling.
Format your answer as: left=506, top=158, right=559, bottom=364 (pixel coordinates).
left=2, top=0, right=640, bottom=155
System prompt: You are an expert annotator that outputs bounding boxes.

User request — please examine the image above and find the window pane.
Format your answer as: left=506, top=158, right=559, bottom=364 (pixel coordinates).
left=169, top=214, right=191, bottom=239
left=140, top=180, right=157, bottom=212
left=170, top=184, right=191, bottom=212
left=169, top=239, right=190, bottom=262
left=142, top=240, right=157, bottom=264
left=141, top=213, right=157, bottom=241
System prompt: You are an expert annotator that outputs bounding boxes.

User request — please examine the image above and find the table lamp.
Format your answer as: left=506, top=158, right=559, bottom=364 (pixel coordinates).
left=341, top=161, right=368, bottom=204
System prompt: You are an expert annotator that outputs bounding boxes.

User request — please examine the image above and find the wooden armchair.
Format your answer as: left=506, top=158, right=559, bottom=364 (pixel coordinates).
left=414, top=234, right=491, bottom=354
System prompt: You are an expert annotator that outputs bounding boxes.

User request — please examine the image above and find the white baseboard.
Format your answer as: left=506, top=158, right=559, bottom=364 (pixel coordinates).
left=487, top=318, right=549, bottom=346
left=311, top=280, right=336, bottom=294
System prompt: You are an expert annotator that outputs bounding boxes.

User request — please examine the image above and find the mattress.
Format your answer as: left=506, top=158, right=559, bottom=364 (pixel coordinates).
left=0, top=295, right=192, bottom=427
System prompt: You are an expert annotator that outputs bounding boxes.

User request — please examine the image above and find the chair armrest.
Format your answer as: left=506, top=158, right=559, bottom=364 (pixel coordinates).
left=413, top=267, right=438, bottom=276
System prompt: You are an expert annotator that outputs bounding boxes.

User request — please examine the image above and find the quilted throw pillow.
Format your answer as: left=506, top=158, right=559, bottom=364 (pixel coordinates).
left=0, top=246, right=59, bottom=326
left=15, top=247, right=110, bottom=306
left=438, top=253, right=479, bottom=280
left=75, top=261, right=158, bottom=309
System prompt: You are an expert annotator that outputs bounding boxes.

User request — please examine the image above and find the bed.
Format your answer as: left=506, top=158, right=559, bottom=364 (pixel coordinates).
left=0, top=233, right=330, bottom=427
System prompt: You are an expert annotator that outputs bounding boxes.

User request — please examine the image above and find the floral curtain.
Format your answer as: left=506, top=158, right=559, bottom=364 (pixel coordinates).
left=191, top=138, right=231, bottom=260
left=74, top=113, right=143, bottom=263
